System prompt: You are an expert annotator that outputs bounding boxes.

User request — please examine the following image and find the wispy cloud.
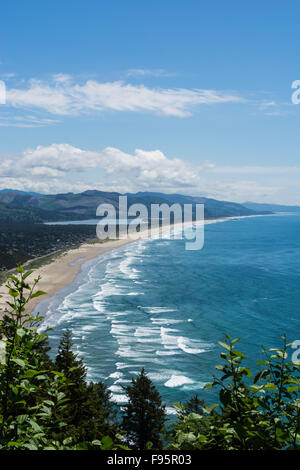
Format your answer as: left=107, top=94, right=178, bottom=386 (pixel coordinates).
left=251, top=97, right=294, bottom=117
left=1, top=74, right=288, bottom=126
left=5, top=76, right=243, bottom=119
left=0, top=72, right=16, bottom=79
left=0, top=114, right=60, bottom=128
left=51, top=73, right=72, bottom=83
left=125, top=68, right=176, bottom=78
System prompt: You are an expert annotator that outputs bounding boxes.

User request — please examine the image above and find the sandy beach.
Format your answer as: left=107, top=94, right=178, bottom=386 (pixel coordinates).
left=0, top=215, right=263, bottom=317
left=0, top=237, right=134, bottom=317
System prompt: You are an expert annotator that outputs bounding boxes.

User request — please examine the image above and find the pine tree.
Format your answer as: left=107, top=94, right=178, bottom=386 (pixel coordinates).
left=82, top=381, right=118, bottom=441
left=55, top=329, right=87, bottom=384
left=54, top=330, right=118, bottom=443
left=121, top=368, right=166, bottom=450
left=184, top=394, right=204, bottom=415
left=54, top=329, right=88, bottom=440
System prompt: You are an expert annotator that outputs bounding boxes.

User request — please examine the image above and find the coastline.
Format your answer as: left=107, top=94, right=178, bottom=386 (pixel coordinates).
left=0, top=214, right=269, bottom=317
left=0, top=237, right=133, bottom=318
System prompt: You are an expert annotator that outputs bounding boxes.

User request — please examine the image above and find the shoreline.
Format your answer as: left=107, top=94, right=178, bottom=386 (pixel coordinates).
left=0, top=214, right=272, bottom=317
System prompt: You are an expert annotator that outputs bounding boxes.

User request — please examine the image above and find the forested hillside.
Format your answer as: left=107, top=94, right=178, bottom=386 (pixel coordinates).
left=0, top=223, right=97, bottom=271
left=0, top=190, right=270, bottom=223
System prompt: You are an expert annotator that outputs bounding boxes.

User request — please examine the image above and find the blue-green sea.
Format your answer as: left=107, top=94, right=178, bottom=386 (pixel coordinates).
left=38, top=214, right=300, bottom=414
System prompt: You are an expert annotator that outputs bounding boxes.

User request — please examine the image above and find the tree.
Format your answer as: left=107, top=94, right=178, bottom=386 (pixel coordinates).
left=54, top=330, right=88, bottom=441
left=181, top=394, right=204, bottom=415
left=55, top=329, right=87, bottom=384
left=82, top=381, right=118, bottom=441
left=54, top=331, right=119, bottom=443
left=121, top=368, right=166, bottom=450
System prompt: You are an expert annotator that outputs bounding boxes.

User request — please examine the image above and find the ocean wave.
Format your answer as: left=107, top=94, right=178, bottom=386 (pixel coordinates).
left=108, top=371, right=123, bottom=379
left=80, top=325, right=98, bottom=331
left=116, top=362, right=132, bottom=370
left=134, top=326, right=160, bottom=337
left=150, top=317, right=182, bottom=325
left=160, top=327, right=180, bottom=349
left=141, top=306, right=177, bottom=314
left=177, top=337, right=206, bottom=354
left=110, top=324, right=135, bottom=335
left=110, top=394, right=128, bottom=403
left=156, top=350, right=179, bottom=356
left=164, top=375, right=195, bottom=388
left=115, top=346, right=144, bottom=358
left=182, top=382, right=207, bottom=391
left=119, top=255, right=140, bottom=280
left=108, top=385, right=123, bottom=393
left=147, top=372, right=171, bottom=382
left=166, top=407, right=178, bottom=415
left=115, top=378, right=131, bottom=384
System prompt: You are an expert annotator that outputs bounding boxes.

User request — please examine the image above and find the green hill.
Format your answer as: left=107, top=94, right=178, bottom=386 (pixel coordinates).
left=0, top=190, right=271, bottom=223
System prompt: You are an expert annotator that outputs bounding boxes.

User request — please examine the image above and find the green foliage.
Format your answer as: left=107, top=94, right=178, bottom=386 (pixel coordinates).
left=121, top=368, right=166, bottom=450
left=0, top=267, right=119, bottom=450
left=54, top=330, right=118, bottom=444
left=82, top=381, right=118, bottom=442
left=169, top=335, right=300, bottom=450
left=0, top=267, right=70, bottom=449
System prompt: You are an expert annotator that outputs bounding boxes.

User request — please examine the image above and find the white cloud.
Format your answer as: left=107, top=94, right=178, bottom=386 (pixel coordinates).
left=52, top=73, right=72, bottom=83
left=6, top=77, right=243, bottom=118
left=7, top=79, right=73, bottom=115
left=0, top=114, right=60, bottom=128
left=1, top=143, right=299, bottom=204
left=0, top=72, right=16, bottom=79
left=0, top=176, right=91, bottom=194
left=18, top=143, right=205, bottom=189
left=125, top=68, right=175, bottom=78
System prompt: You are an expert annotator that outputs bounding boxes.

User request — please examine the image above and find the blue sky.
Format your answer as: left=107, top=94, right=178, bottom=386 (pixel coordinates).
left=0, top=0, right=299, bottom=203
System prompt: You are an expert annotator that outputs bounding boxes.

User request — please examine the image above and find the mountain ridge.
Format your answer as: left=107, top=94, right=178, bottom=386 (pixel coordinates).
left=0, top=189, right=272, bottom=223
left=243, top=201, right=300, bottom=213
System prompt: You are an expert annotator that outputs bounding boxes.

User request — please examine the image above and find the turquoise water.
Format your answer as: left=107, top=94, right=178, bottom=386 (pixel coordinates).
left=41, top=214, right=300, bottom=414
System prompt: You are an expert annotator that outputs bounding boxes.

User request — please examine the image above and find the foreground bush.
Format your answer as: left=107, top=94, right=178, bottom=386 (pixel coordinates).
left=169, top=335, right=300, bottom=450
left=0, top=268, right=126, bottom=450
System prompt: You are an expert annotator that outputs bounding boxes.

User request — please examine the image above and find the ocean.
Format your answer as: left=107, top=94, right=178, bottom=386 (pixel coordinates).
left=38, top=214, right=300, bottom=414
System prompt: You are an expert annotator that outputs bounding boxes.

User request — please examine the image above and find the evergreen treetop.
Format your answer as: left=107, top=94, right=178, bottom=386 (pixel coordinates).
left=121, top=368, right=166, bottom=450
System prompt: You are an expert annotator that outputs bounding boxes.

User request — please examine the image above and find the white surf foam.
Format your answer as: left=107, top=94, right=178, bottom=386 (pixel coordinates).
left=141, top=307, right=177, bottom=314
left=135, top=326, right=160, bottom=334
left=156, top=350, right=178, bottom=356
left=80, top=325, right=98, bottom=331
left=108, top=371, right=123, bottom=379
left=177, top=337, right=205, bottom=354
left=111, top=394, right=128, bottom=403
left=166, top=407, right=178, bottom=415
left=108, top=385, right=123, bottom=393
left=151, top=318, right=182, bottom=325
left=165, top=375, right=195, bottom=388
left=160, top=327, right=180, bottom=349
